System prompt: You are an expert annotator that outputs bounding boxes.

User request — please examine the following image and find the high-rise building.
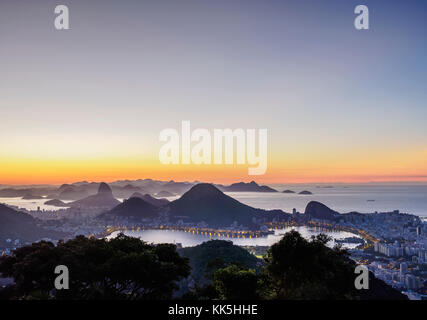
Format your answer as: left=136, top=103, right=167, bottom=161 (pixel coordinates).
left=405, top=275, right=420, bottom=290
left=374, top=242, right=379, bottom=252
left=400, top=262, right=408, bottom=276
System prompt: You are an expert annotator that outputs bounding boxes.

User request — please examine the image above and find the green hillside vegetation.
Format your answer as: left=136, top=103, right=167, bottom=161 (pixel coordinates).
left=178, top=240, right=260, bottom=292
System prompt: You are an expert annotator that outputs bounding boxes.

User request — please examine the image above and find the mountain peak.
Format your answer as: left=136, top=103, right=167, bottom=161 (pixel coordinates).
left=129, top=192, right=169, bottom=207
left=181, top=183, right=223, bottom=200
left=220, top=181, right=277, bottom=192
left=168, top=183, right=288, bottom=227
left=68, top=182, right=119, bottom=209
left=98, top=182, right=113, bottom=195
left=304, top=201, right=338, bottom=220
left=100, top=197, right=158, bottom=221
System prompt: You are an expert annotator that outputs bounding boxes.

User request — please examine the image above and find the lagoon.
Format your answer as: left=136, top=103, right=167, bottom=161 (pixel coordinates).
left=107, top=226, right=363, bottom=249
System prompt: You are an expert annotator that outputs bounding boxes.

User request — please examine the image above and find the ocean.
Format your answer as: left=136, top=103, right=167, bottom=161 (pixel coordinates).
left=1, top=183, right=426, bottom=217
left=230, top=183, right=427, bottom=217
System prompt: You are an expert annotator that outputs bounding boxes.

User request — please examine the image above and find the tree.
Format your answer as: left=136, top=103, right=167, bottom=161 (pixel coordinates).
left=213, top=265, right=259, bottom=300
left=0, top=231, right=408, bottom=300
left=180, top=240, right=259, bottom=283
left=0, top=233, right=190, bottom=300
left=262, top=230, right=356, bottom=299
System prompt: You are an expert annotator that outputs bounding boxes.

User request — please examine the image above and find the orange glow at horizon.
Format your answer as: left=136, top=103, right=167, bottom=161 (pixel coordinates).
left=1, top=148, right=426, bottom=185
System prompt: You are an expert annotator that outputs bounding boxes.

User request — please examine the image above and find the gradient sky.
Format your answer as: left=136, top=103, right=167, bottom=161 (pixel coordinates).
left=1, top=0, right=426, bottom=184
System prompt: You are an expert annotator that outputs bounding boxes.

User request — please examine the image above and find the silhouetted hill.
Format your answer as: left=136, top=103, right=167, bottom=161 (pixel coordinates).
left=156, top=190, right=175, bottom=197
left=282, top=189, right=295, bottom=193
left=123, top=184, right=139, bottom=190
left=68, top=183, right=120, bottom=210
left=0, top=204, right=66, bottom=242
left=48, top=183, right=100, bottom=200
left=100, top=197, right=159, bottom=221
left=129, top=192, right=144, bottom=198
left=304, top=201, right=339, bottom=220
left=112, top=184, right=145, bottom=199
left=44, top=199, right=69, bottom=207
left=98, top=182, right=112, bottom=194
left=219, top=181, right=278, bottom=192
left=167, top=184, right=289, bottom=227
left=0, top=187, right=54, bottom=198
left=56, top=186, right=92, bottom=201
left=179, top=240, right=260, bottom=288
left=299, top=190, right=313, bottom=195
left=161, top=181, right=193, bottom=195
left=130, top=193, right=169, bottom=207
left=58, top=184, right=72, bottom=192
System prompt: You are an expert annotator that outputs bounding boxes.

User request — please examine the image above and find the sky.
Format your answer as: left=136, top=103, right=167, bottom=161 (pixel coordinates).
left=0, top=0, right=426, bottom=184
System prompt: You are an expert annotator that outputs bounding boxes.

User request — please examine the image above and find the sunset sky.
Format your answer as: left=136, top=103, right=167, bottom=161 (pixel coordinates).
left=1, top=0, right=426, bottom=185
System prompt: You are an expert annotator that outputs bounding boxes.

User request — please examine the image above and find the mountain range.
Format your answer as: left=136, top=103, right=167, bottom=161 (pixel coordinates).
left=100, top=197, right=159, bottom=221
left=97, top=183, right=290, bottom=227
left=216, top=181, right=278, bottom=192
left=0, top=179, right=283, bottom=201
left=67, top=183, right=121, bottom=210
left=0, top=179, right=363, bottom=231
left=129, top=192, right=170, bottom=207
left=166, top=184, right=288, bottom=228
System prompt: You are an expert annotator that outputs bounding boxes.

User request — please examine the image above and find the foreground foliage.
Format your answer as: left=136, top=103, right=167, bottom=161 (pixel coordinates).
left=0, top=231, right=407, bottom=300
left=0, top=234, right=190, bottom=299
